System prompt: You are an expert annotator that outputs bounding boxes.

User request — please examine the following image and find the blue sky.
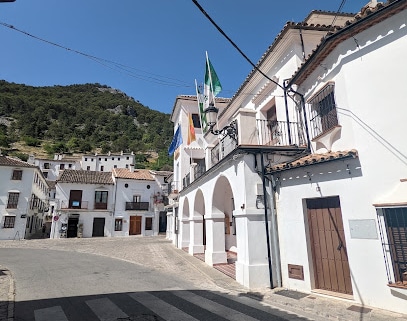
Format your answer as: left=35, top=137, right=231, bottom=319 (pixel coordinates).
left=0, top=1, right=369, bottom=114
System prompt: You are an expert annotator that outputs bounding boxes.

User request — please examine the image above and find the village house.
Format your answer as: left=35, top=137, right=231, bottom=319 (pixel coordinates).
left=0, top=155, right=49, bottom=240
left=167, top=0, right=407, bottom=315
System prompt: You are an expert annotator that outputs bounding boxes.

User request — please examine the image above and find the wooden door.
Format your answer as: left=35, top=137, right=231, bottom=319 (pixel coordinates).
left=92, top=217, right=105, bottom=237
left=67, top=218, right=78, bottom=238
left=130, top=216, right=142, bottom=235
left=307, top=197, right=353, bottom=295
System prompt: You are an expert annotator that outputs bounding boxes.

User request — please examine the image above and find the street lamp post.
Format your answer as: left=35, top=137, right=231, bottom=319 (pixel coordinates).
left=204, top=103, right=238, bottom=142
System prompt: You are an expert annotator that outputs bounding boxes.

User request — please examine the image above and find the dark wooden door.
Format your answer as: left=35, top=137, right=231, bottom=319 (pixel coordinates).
left=67, top=218, right=78, bottom=238
left=307, top=196, right=353, bottom=295
left=92, top=217, right=105, bottom=237
left=129, top=216, right=142, bottom=235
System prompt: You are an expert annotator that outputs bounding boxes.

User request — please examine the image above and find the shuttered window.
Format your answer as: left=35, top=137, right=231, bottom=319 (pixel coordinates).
left=379, top=207, right=407, bottom=287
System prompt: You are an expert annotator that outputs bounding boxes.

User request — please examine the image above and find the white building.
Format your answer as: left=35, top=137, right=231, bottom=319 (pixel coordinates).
left=51, top=168, right=169, bottom=238
left=28, top=154, right=80, bottom=181
left=52, top=170, right=115, bottom=238
left=168, top=0, right=407, bottom=315
left=0, top=155, right=49, bottom=240
left=112, top=168, right=163, bottom=237
left=268, top=0, right=407, bottom=314
left=80, top=152, right=135, bottom=172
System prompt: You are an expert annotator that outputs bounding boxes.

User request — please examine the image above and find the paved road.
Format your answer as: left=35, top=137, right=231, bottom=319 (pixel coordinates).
left=0, top=236, right=406, bottom=321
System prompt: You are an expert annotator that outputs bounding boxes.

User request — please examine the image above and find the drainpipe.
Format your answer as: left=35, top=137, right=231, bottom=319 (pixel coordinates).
left=260, top=150, right=274, bottom=288
left=268, top=175, right=282, bottom=287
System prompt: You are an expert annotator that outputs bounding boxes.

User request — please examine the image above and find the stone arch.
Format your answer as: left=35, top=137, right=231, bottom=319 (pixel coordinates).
left=180, top=197, right=190, bottom=249
left=212, top=175, right=236, bottom=252
left=188, top=189, right=205, bottom=255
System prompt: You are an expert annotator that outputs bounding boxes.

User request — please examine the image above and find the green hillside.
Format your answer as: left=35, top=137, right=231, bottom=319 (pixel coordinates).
left=0, top=80, right=173, bottom=170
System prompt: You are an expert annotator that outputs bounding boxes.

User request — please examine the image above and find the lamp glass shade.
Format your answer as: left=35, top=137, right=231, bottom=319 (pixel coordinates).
left=204, top=105, right=218, bottom=127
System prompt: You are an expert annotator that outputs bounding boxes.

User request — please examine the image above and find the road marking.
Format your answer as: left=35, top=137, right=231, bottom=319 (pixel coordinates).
left=86, top=297, right=128, bottom=321
left=129, top=292, right=199, bottom=321
left=172, top=291, right=260, bottom=321
left=34, top=306, right=68, bottom=321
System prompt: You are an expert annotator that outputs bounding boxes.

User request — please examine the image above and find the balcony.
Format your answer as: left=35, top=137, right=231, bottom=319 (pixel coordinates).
left=125, top=202, right=149, bottom=211
left=61, top=200, right=89, bottom=210
left=256, top=119, right=306, bottom=147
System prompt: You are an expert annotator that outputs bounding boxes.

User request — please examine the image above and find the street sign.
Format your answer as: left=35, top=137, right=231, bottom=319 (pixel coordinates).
left=53, top=215, right=59, bottom=221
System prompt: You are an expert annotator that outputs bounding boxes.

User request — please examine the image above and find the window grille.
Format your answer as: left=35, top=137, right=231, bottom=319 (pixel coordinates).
left=7, top=192, right=19, bottom=209
left=308, top=83, right=338, bottom=139
left=377, top=207, right=407, bottom=286
left=3, top=216, right=15, bottom=228
left=11, top=170, right=22, bottom=180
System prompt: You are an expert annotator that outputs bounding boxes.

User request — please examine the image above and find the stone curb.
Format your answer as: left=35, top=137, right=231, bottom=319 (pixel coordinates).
left=0, top=266, right=14, bottom=321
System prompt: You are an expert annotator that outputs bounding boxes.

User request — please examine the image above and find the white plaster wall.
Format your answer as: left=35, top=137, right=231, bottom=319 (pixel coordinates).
left=278, top=10, right=407, bottom=314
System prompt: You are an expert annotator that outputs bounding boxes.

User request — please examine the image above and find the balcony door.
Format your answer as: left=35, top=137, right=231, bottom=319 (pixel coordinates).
left=69, top=190, right=82, bottom=209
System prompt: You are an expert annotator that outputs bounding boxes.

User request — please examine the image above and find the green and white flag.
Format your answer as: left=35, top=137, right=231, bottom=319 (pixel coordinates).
left=203, top=52, right=222, bottom=133
left=195, top=79, right=208, bottom=133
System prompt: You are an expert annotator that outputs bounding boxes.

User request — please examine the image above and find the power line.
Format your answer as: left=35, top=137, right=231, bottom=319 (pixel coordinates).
left=330, top=0, right=347, bottom=27
left=0, top=21, right=191, bottom=88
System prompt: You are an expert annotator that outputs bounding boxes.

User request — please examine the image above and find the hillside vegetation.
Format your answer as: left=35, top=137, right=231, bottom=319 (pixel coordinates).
left=0, top=80, right=173, bottom=170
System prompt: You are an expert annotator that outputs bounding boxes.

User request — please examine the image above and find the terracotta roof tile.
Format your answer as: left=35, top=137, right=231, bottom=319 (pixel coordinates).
left=0, top=155, right=37, bottom=168
left=57, top=170, right=114, bottom=184
left=113, top=168, right=154, bottom=181
left=267, top=149, right=358, bottom=173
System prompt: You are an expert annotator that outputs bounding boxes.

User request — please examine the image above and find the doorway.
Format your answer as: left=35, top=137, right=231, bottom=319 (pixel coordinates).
left=306, top=196, right=353, bottom=295
left=159, top=211, right=167, bottom=233
left=67, top=217, right=79, bottom=238
left=130, top=216, right=142, bottom=235
left=92, top=217, right=105, bottom=237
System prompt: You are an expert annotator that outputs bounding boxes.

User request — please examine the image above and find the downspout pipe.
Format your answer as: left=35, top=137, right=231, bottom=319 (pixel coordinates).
left=260, top=150, right=274, bottom=288
left=268, top=174, right=282, bottom=287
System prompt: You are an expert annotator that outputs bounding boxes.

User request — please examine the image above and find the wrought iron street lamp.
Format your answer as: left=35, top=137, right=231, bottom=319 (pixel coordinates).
left=204, top=103, right=238, bottom=142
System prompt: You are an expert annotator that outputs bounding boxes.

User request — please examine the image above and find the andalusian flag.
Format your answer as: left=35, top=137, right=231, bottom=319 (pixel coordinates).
left=203, top=52, right=222, bottom=133
left=187, top=113, right=196, bottom=145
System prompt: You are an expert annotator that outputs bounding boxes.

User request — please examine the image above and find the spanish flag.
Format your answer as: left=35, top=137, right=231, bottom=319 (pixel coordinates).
left=187, top=113, right=196, bottom=145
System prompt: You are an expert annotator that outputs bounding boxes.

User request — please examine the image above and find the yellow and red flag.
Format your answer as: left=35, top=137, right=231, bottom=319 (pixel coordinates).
left=187, top=113, right=196, bottom=145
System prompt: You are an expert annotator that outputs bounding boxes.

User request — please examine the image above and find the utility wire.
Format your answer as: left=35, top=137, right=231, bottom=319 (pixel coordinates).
left=0, top=21, right=191, bottom=88
left=330, top=0, right=347, bottom=27
left=191, top=0, right=284, bottom=92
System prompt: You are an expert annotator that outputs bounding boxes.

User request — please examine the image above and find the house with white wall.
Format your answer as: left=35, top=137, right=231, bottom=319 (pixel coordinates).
left=51, top=170, right=115, bottom=238
left=265, top=0, right=407, bottom=314
left=168, top=0, right=407, bottom=315
left=168, top=8, right=353, bottom=288
left=80, top=152, right=135, bottom=172
left=112, top=168, right=162, bottom=237
left=28, top=154, right=80, bottom=181
left=0, top=155, right=49, bottom=240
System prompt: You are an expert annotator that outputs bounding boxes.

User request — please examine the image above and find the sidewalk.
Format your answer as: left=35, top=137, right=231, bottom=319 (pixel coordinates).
left=0, top=266, right=13, bottom=321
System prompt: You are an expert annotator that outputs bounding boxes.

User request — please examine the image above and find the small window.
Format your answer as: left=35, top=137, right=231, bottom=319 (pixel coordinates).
left=114, top=165, right=117, bottom=168
left=43, top=172, right=48, bottom=178
left=118, top=157, right=120, bottom=161
left=115, top=218, right=123, bottom=231
left=7, top=192, right=19, bottom=209
left=86, top=166, right=90, bottom=171
left=60, top=164, right=65, bottom=170
left=379, top=207, right=407, bottom=287
left=147, top=185, right=150, bottom=189
left=192, top=113, right=201, bottom=128
left=126, top=157, right=129, bottom=160
left=112, top=157, right=114, bottom=160
left=145, top=217, right=153, bottom=230
left=124, top=183, right=129, bottom=188
left=308, top=83, right=338, bottom=139
left=11, top=170, right=23, bottom=180
left=68, top=164, right=72, bottom=168
left=105, top=158, right=107, bottom=161
left=44, top=163, right=50, bottom=169
left=99, top=158, right=101, bottom=161
left=94, top=191, right=108, bottom=209
left=4, top=216, right=16, bottom=228
left=85, top=158, right=88, bottom=161
left=91, top=158, right=94, bottom=162
left=125, top=164, right=129, bottom=169
left=100, top=166, right=104, bottom=171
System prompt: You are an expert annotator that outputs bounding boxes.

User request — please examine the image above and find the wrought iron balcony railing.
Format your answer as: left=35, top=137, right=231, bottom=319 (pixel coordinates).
left=125, top=201, right=149, bottom=211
